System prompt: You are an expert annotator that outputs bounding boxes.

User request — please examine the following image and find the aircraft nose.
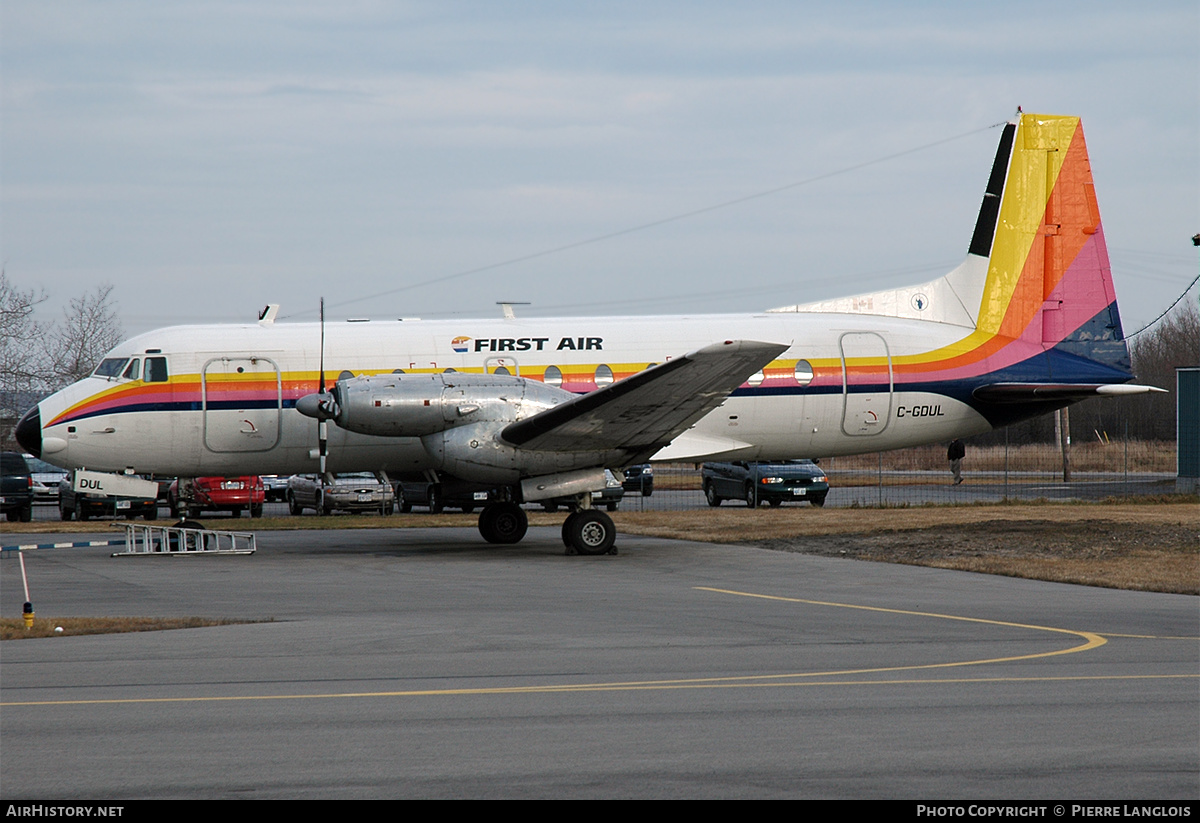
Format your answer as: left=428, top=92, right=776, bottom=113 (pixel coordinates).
left=15, top=405, right=41, bottom=457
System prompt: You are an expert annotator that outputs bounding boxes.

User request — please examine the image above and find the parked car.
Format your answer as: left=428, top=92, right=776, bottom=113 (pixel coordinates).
left=58, top=474, right=159, bottom=521
left=260, top=475, right=289, bottom=502
left=24, top=455, right=69, bottom=503
left=540, top=469, right=625, bottom=512
left=1, top=451, right=34, bottom=522
left=396, top=481, right=491, bottom=514
left=168, top=476, right=265, bottom=518
left=287, top=473, right=395, bottom=515
left=702, top=460, right=829, bottom=508
left=621, top=464, right=654, bottom=496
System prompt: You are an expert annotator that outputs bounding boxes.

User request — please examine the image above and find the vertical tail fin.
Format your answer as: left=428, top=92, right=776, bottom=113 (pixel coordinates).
left=964, top=113, right=1131, bottom=377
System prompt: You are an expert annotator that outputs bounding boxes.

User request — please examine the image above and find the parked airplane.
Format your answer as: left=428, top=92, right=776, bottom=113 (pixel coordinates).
left=15, top=113, right=1159, bottom=554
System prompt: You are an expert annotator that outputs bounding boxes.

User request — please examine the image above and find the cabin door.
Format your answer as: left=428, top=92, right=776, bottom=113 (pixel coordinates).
left=839, top=332, right=893, bottom=437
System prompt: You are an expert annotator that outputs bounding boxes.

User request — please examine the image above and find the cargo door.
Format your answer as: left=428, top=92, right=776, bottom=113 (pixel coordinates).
left=202, top=356, right=282, bottom=452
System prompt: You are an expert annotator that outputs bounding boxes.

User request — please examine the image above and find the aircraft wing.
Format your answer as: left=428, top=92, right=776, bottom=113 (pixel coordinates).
left=501, top=339, right=788, bottom=455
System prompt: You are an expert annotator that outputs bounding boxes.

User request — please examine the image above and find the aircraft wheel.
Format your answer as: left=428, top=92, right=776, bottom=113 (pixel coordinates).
left=565, top=510, right=615, bottom=556
left=704, top=482, right=722, bottom=507
left=287, top=492, right=302, bottom=516
left=478, top=502, right=528, bottom=545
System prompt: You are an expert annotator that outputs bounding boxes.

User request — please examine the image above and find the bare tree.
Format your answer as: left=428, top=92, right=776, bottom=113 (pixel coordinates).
left=49, top=284, right=124, bottom=386
left=0, top=269, right=50, bottom=395
left=1127, top=297, right=1200, bottom=440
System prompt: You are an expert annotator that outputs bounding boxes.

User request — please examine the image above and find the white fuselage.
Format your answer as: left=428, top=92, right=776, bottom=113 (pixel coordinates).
left=35, top=310, right=996, bottom=478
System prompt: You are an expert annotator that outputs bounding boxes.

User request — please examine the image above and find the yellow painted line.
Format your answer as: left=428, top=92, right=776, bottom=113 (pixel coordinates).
left=3, top=674, right=1196, bottom=708
left=6, top=588, right=1189, bottom=709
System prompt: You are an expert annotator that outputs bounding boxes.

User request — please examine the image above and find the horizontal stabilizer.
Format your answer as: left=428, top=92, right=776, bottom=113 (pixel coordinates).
left=973, top=383, right=1166, bottom=404
left=502, top=340, right=787, bottom=453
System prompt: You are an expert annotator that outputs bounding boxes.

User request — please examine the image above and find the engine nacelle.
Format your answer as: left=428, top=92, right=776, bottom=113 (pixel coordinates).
left=331, top=372, right=572, bottom=438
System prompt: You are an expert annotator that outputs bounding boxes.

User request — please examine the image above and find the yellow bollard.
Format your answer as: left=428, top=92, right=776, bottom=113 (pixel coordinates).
left=22, top=601, right=34, bottom=630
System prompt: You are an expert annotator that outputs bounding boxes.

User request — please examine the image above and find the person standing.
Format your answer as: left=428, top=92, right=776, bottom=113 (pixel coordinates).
left=947, top=438, right=965, bottom=485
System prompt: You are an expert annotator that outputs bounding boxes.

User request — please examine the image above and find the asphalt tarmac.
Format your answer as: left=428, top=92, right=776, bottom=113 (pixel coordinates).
left=1, top=526, right=1196, bottom=799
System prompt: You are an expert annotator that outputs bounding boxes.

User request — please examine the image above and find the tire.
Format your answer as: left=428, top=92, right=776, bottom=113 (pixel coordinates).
left=565, top=510, right=615, bottom=556
left=478, top=502, right=528, bottom=545
left=60, top=503, right=73, bottom=521
left=78, top=507, right=90, bottom=522
left=641, top=488, right=652, bottom=497
left=459, top=504, right=474, bottom=514
left=542, top=501, right=558, bottom=513
left=704, top=481, right=722, bottom=507
left=169, top=497, right=180, bottom=518
left=745, top=485, right=758, bottom=508
left=250, top=503, right=263, bottom=518
left=315, top=492, right=326, bottom=516
left=811, top=495, right=826, bottom=508
left=18, top=504, right=32, bottom=523
left=144, top=505, right=158, bottom=521
left=230, top=506, right=242, bottom=518
left=398, top=487, right=412, bottom=513
left=606, top=501, right=618, bottom=512
left=768, top=498, right=782, bottom=508
left=288, top=492, right=302, bottom=516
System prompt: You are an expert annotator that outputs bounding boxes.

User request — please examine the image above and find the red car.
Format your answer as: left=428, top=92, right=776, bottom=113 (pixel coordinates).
left=168, top=476, right=265, bottom=518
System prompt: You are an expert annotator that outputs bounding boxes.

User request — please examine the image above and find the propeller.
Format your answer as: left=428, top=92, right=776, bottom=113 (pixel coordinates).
left=295, top=298, right=340, bottom=479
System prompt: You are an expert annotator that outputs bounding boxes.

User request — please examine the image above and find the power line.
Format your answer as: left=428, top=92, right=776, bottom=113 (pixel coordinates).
left=282, top=120, right=1008, bottom=319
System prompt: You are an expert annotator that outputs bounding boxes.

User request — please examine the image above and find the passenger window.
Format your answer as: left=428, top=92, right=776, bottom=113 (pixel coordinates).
left=543, top=365, right=562, bottom=387
left=122, top=359, right=141, bottom=380
left=794, top=359, right=813, bottom=386
left=144, top=357, right=169, bottom=382
left=595, top=365, right=614, bottom=387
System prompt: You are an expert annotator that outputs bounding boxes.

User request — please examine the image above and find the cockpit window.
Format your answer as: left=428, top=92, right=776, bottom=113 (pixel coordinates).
left=144, top=357, right=168, bottom=382
left=93, top=358, right=128, bottom=379
left=122, top=359, right=141, bottom=380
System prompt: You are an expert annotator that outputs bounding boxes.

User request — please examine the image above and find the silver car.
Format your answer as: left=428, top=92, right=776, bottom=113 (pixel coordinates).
left=286, top=473, right=395, bottom=516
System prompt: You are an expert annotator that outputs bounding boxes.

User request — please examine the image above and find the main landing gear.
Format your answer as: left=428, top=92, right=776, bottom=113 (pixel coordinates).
left=474, top=493, right=617, bottom=555
left=560, top=509, right=616, bottom=555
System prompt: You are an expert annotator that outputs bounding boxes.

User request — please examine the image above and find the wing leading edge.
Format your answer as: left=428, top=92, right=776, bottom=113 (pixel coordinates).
left=501, top=339, right=788, bottom=457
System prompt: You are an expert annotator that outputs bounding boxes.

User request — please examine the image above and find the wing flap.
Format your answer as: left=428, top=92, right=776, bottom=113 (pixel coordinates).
left=502, top=340, right=788, bottom=453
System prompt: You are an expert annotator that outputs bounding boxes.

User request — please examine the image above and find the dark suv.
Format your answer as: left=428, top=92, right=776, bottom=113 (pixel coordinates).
left=1, top=452, right=34, bottom=522
left=702, top=460, right=829, bottom=508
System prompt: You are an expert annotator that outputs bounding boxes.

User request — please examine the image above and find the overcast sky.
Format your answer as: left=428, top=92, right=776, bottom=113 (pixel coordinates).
left=2, top=1, right=1196, bottom=339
